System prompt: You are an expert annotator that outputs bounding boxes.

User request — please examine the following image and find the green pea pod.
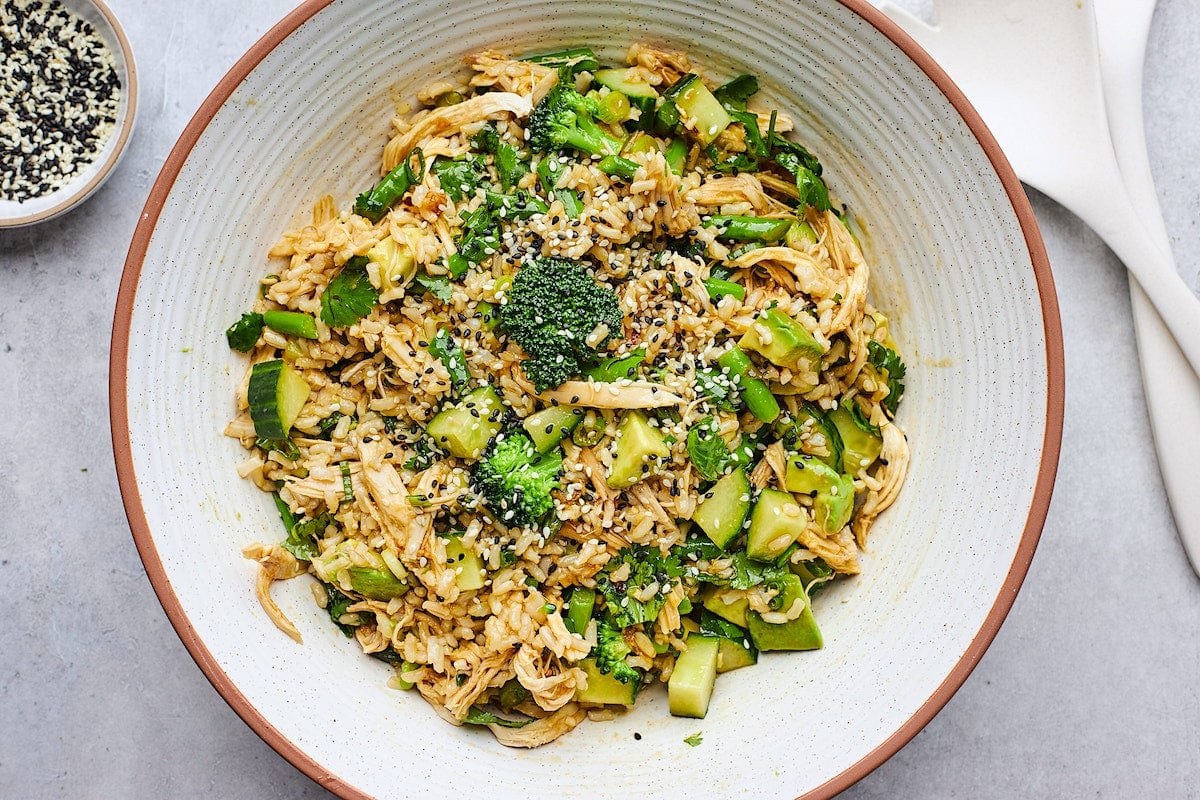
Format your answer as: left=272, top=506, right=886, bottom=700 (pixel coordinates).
left=354, top=148, right=426, bottom=223
left=716, top=347, right=780, bottom=423
left=704, top=214, right=793, bottom=243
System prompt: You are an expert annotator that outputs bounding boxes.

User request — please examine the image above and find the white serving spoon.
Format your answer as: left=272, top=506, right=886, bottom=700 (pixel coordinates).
left=879, top=0, right=1200, bottom=576
left=1092, top=0, right=1200, bottom=574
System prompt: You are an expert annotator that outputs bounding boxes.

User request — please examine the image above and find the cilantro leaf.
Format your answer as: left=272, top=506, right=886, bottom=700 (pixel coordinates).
left=431, top=157, right=483, bottom=203
left=775, top=150, right=832, bottom=212
left=687, top=416, right=732, bottom=482
left=414, top=272, right=454, bottom=303
left=684, top=732, right=703, bottom=747
left=429, top=328, right=471, bottom=393
left=867, top=340, right=907, bottom=415
left=320, top=256, right=378, bottom=327
left=226, top=312, right=264, bottom=352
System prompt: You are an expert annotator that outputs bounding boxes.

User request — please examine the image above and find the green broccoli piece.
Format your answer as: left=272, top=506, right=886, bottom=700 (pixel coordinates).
left=472, top=431, right=563, bottom=527
left=595, top=544, right=685, bottom=629
left=498, top=256, right=624, bottom=392
left=594, top=620, right=641, bottom=684
left=526, top=83, right=624, bottom=158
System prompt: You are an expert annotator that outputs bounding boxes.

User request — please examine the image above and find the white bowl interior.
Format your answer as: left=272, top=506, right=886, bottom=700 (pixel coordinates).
left=120, top=0, right=1053, bottom=797
left=0, top=0, right=136, bottom=225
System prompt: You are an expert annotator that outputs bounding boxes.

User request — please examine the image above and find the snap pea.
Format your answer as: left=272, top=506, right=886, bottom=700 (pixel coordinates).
left=716, top=346, right=780, bottom=423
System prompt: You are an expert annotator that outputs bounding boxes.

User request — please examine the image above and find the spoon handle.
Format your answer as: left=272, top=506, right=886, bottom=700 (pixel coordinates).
left=1048, top=155, right=1200, bottom=377
left=1093, top=0, right=1200, bottom=575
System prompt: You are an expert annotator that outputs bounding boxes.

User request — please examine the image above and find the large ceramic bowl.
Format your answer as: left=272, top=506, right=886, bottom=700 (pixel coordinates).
left=111, top=0, right=1063, bottom=797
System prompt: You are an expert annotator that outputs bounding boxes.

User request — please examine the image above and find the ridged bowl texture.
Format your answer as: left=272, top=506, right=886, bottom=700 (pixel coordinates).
left=112, top=1, right=1062, bottom=797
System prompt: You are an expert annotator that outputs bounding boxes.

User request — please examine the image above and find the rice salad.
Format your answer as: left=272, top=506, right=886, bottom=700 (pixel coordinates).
left=227, top=44, right=910, bottom=746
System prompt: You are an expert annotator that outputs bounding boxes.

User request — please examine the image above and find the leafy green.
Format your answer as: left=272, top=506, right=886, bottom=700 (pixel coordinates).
left=273, top=493, right=330, bottom=561
left=595, top=544, right=684, bottom=629
left=471, top=123, right=528, bottom=192
left=713, top=74, right=759, bottom=109
left=770, top=132, right=832, bottom=212
left=323, top=582, right=360, bottom=636
left=677, top=535, right=787, bottom=589
left=316, top=411, right=348, bottom=440
left=369, top=648, right=405, bottom=666
left=455, top=204, right=502, bottom=266
left=463, top=707, right=534, bottom=728
left=694, top=367, right=742, bottom=412
left=867, top=340, right=907, bottom=415
left=414, top=272, right=454, bottom=303
left=256, top=436, right=300, bottom=461
left=226, top=312, right=264, bottom=352
left=431, top=157, right=483, bottom=203
left=320, top=256, right=378, bottom=327
left=687, top=416, right=732, bottom=482
left=429, top=328, right=471, bottom=393
left=684, top=732, right=704, bottom=747
left=727, top=552, right=788, bottom=590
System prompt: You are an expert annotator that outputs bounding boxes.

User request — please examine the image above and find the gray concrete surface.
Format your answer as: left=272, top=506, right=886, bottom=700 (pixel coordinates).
left=1, top=1, right=1198, bottom=797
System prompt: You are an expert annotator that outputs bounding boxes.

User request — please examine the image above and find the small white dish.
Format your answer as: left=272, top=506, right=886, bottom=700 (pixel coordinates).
left=0, top=0, right=138, bottom=228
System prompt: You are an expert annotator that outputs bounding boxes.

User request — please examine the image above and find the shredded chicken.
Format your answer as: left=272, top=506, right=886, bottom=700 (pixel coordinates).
left=688, top=174, right=773, bottom=213
left=489, top=702, right=588, bottom=748
left=797, top=521, right=860, bottom=575
left=382, top=92, right=532, bottom=172
left=853, top=423, right=910, bottom=548
left=626, top=43, right=691, bottom=86
left=513, top=646, right=581, bottom=712
left=736, top=245, right=837, bottom=299
left=242, top=543, right=307, bottom=642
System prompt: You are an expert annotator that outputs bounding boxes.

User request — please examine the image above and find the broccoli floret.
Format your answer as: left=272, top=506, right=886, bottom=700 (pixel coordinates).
left=498, top=256, right=624, bottom=392
left=594, top=620, right=641, bottom=684
left=595, top=544, right=685, bottom=629
left=472, top=431, right=563, bottom=527
left=526, top=83, right=624, bottom=158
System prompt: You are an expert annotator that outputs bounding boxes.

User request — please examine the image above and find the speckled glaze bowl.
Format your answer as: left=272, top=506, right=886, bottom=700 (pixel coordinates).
left=0, top=0, right=137, bottom=227
left=111, top=1, right=1063, bottom=797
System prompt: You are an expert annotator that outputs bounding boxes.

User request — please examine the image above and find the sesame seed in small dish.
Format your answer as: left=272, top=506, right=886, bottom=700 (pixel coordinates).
left=0, top=0, right=137, bottom=228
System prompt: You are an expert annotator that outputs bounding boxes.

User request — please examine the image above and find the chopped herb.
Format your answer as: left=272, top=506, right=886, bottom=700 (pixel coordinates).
left=414, top=272, right=454, bottom=303
left=684, top=732, right=703, bottom=747
left=320, top=256, right=379, bottom=327
left=695, top=367, right=742, bottom=412
left=226, top=312, right=264, bottom=352
left=340, top=461, right=354, bottom=503
left=687, top=416, right=732, bottom=482
left=429, top=328, right=471, bottom=393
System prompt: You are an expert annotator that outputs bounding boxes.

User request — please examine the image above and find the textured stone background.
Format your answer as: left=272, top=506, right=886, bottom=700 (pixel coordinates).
left=1, top=0, right=1197, bottom=797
